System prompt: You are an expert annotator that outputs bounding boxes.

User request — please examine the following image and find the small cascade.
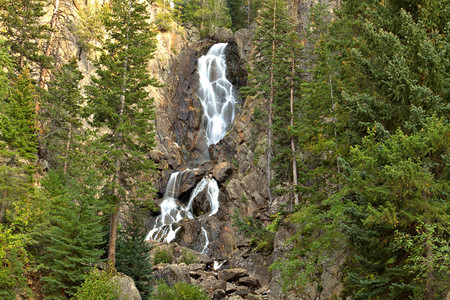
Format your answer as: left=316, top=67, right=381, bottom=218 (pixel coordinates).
left=198, top=43, right=239, bottom=146
left=147, top=43, right=238, bottom=255
left=146, top=172, right=219, bottom=244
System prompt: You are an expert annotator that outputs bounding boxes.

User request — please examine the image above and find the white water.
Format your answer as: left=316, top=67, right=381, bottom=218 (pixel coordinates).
left=145, top=172, right=220, bottom=244
left=198, top=43, right=238, bottom=146
left=147, top=43, right=238, bottom=254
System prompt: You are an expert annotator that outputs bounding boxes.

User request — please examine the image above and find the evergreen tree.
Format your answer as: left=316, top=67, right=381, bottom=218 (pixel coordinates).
left=243, top=0, right=300, bottom=202
left=85, top=0, right=158, bottom=268
left=0, top=0, right=52, bottom=70
left=116, top=209, right=153, bottom=299
left=40, top=59, right=84, bottom=171
left=40, top=147, right=106, bottom=298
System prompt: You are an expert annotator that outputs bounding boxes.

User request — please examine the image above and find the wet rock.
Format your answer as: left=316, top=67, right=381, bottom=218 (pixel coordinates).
left=114, top=273, right=142, bottom=300
left=238, top=276, right=260, bottom=288
left=218, top=268, right=249, bottom=282
left=153, top=264, right=191, bottom=287
left=191, top=189, right=211, bottom=216
left=212, top=162, right=234, bottom=183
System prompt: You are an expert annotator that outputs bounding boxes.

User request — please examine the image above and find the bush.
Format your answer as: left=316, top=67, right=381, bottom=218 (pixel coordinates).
left=73, top=268, right=120, bottom=300
left=151, top=281, right=209, bottom=300
left=181, top=249, right=198, bottom=265
left=155, top=12, right=174, bottom=32
left=153, top=248, right=173, bottom=265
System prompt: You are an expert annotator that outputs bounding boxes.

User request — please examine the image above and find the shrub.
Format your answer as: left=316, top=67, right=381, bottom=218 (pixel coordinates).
left=151, top=281, right=209, bottom=300
left=73, top=268, right=120, bottom=300
left=153, top=248, right=173, bottom=265
left=180, top=249, right=198, bottom=265
left=155, top=12, right=174, bottom=32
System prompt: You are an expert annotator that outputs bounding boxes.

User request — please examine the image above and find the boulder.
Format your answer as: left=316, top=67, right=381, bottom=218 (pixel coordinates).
left=238, top=276, right=260, bottom=288
left=191, top=189, right=211, bottom=216
left=153, top=264, right=191, bottom=287
left=212, top=162, right=234, bottom=183
left=218, top=268, right=249, bottom=282
left=212, top=289, right=227, bottom=300
left=235, top=286, right=250, bottom=297
left=212, top=27, right=233, bottom=42
left=114, top=274, right=141, bottom=300
left=226, top=282, right=237, bottom=293
left=200, top=276, right=227, bottom=295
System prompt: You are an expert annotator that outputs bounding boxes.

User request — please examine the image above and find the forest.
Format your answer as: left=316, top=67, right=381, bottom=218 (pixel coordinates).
left=0, top=0, right=448, bottom=299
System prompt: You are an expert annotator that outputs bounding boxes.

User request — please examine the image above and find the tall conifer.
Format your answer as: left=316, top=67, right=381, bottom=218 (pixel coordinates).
left=85, top=0, right=158, bottom=268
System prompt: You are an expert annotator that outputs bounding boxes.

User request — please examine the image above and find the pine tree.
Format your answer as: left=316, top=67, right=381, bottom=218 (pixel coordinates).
left=243, top=0, right=300, bottom=203
left=116, top=209, right=153, bottom=299
left=0, top=0, right=52, bottom=71
left=85, top=0, right=158, bottom=268
left=40, top=151, right=106, bottom=298
left=40, top=59, right=84, bottom=171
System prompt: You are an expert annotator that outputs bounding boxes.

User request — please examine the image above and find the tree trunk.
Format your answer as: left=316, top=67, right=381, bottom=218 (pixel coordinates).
left=63, top=123, right=72, bottom=175
left=39, top=0, right=60, bottom=89
left=290, top=58, right=298, bottom=206
left=424, top=225, right=435, bottom=300
left=0, top=195, right=6, bottom=224
left=267, top=0, right=277, bottom=204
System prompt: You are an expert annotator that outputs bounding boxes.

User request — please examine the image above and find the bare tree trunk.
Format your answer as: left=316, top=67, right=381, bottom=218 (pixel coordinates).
left=267, top=0, right=277, bottom=204
left=63, top=123, right=72, bottom=175
left=290, top=58, right=298, bottom=206
left=39, top=0, right=60, bottom=89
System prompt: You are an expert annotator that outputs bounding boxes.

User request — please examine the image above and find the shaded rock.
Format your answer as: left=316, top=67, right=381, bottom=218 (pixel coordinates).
left=238, top=276, right=260, bottom=288
left=247, top=295, right=263, bottom=300
left=218, top=268, right=249, bottom=282
left=153, top=264, right=191, bottom=287
left=191, top=189, right=211, bottom=216
left=200, top=277, right=227, bottom=295
left=235, top=286, right=250, bottom=297
left=114, top=274, right=141, bottom=300
left=226, top=282, right=237, bottom=293
left=212, top=162, right=234, bottom=183
left=186, top=263, right=206, bottom=272
left=212, top=288, right=227, bottom=300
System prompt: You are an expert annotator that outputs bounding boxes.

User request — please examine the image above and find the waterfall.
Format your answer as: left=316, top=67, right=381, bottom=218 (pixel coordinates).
left=198, top=43, right=238, bottom=146
left=147, top=43, right=238, bottom=254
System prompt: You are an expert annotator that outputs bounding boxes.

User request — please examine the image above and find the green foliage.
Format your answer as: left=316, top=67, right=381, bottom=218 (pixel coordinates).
left=155, top=11, right=175, bottom=32
left=0, top=0, right=52, bottom=70
left=73, top=268, right=120, bottom=300
left=232, top=209, right=274, bottom=252
left=41, top=59, right=84, bottom=169
left=174, top=0, right=231, bottom=36
left=394, top=223, right=449, bottom=299
left=180, top=249, right=198, bottom=265
left=73, top=4, right=106, bottom=54
left=151, top=281, right=209, bottom=300
left=116, top=209, right=153, bottom=299
left=153, top=248, right=173, bottom=265
left=39, top=168, right=106, bottom=298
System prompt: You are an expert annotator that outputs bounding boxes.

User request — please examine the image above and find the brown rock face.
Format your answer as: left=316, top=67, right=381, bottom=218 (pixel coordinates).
left=153, top=264, right=191, bottom=287
left=212, top=162, right=234, bottom=183
left=218, top=268, right=249, bottom=282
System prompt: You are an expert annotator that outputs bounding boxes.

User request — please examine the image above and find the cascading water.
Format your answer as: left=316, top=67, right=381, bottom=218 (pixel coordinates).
left=146, top=43, right=237, bottom=255
left=198, top=43, right=239, bottom=146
